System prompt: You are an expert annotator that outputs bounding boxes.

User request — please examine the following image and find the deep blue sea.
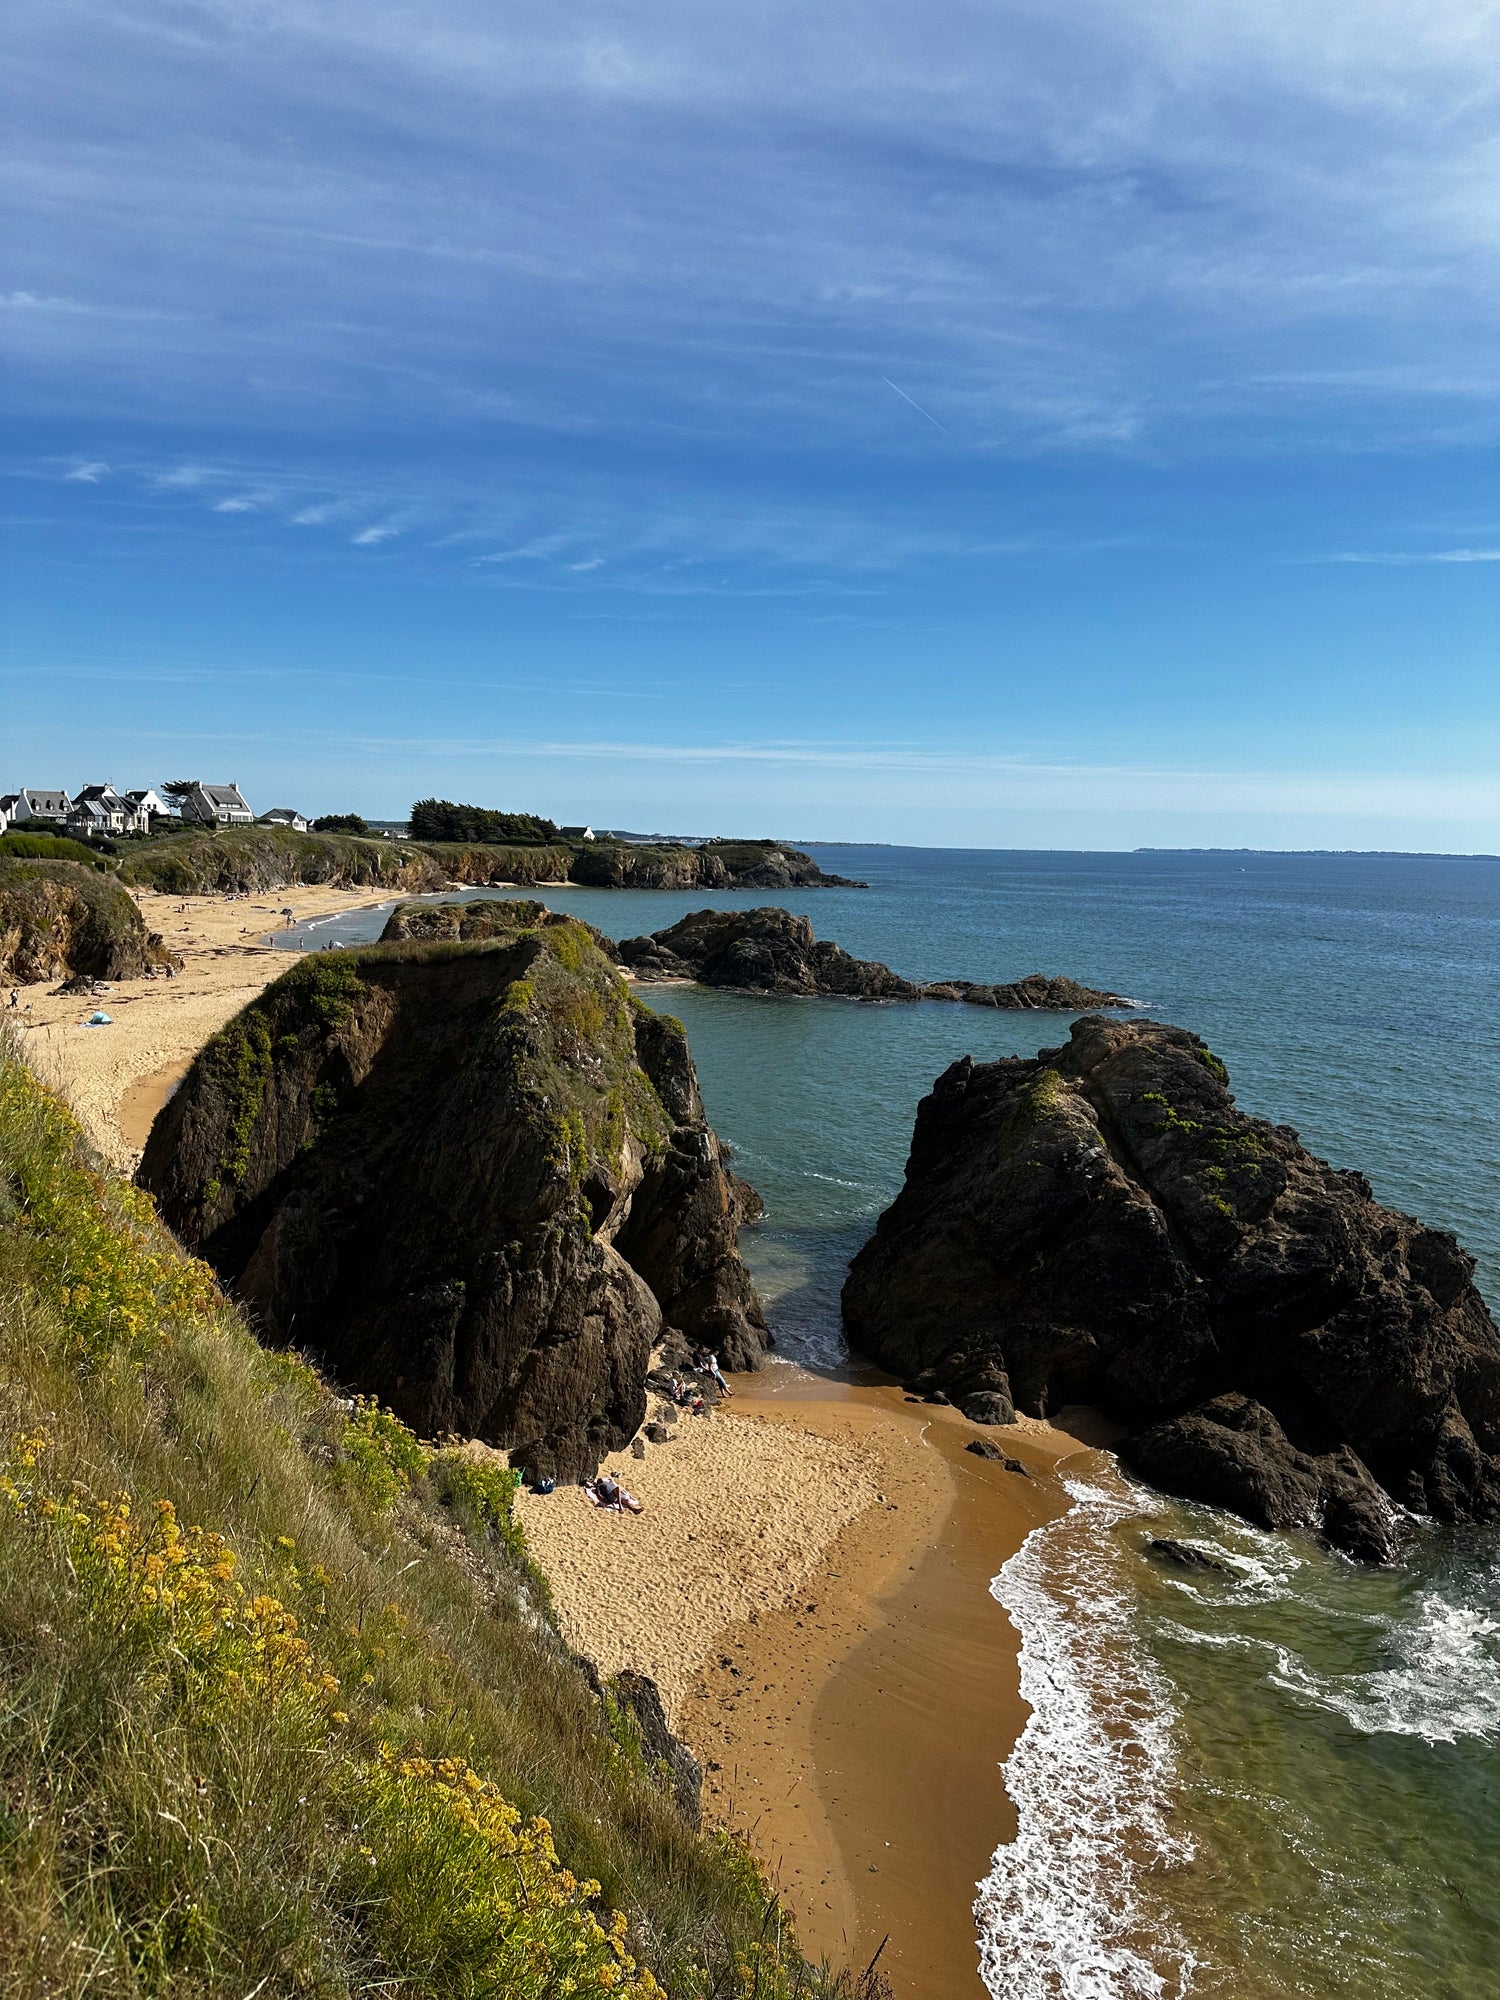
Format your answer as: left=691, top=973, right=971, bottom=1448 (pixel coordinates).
left=281, top=846, right=1500, bottom=1999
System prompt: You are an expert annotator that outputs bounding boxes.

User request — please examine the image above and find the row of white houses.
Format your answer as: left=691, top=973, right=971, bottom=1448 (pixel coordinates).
left=0, top=783, right=310, bottom=840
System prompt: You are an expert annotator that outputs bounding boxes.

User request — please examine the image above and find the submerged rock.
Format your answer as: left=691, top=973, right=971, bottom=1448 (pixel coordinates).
left=1145, top=1537, right=1236, bottom=1577
left=139, top=916, right=767, bottom=1481
left=613, top=905, right=1131, bottom=1010
left=842, top=1015, right=1500, bottom=1559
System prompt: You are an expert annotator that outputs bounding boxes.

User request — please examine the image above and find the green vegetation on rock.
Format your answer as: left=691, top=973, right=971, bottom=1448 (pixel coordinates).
left=0, top=858, right=175, bottom=985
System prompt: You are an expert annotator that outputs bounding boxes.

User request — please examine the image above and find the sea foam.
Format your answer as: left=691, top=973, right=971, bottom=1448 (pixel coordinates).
left=977, top=1459, right=1195, bottom=2000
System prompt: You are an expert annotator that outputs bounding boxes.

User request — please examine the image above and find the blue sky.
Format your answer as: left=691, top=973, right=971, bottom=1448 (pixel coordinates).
left=6, top=0, right=1500, bottom=849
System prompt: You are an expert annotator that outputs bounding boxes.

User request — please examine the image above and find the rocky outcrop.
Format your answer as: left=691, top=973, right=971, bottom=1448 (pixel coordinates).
left=568, top=839, right=863, bottom=891
left=614, top=906, right=1131, bottom=1011
left=138, top=916, right=767, bottom=1481
left=0, top=859, right=177, bottom=984
left=842, top=1016, right=1500, bottom=1558
left=380, top=898, right=609, bottom=947
left=607, top=1671, right=703, bottom=1825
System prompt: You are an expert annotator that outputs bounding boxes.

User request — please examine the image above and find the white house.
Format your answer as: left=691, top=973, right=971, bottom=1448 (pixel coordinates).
left=257, top=807, right=310, bottom=832
left=558, top=824, right=596, bottom=842
left=69, top=784, right=149, bottom=836
left=0, top=795, right=16, bottom=834
left=180, top=782, right=254, bottom=826
left=9, top=788, right=72, bottom=826
left=126, top=788, right=173, bottom=824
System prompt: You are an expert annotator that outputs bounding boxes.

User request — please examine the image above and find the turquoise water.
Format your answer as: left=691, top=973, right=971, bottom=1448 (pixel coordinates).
left=281, top=846, right=1500, bottom=1998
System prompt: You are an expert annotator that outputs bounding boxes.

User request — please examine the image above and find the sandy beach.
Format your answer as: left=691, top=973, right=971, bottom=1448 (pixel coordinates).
left=11, top=884, right=390, bottom=1165
left=524, top=1361, right=1091, bottom=1999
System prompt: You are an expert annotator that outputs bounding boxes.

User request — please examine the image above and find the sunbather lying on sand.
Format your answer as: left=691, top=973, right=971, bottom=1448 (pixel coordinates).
left=584, top=1474, right=644, bottom=1514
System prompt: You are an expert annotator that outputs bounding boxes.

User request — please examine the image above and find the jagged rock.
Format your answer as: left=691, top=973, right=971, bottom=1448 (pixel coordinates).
left=615, top=905, right=1130, bottom=1011
left=928, top=973, right=1137, bottom=1010
left=644, top=1422, right=674, bottom=1444
left=139, top=917, right=766, bottom=1482
left=843, top=1015, right=1500, bottom=1558
left=607, top=1670, right=703, bottom=1825
left=961, top=1390, right=1016, bottom=1425
left=1146, top=1536, right=1236, bottom=1577
left=618, top=907, right=918, bottom=998
left=966, top=1437, right=1006, bottom=1460
left=630, top=1436, right=647, bottom=1460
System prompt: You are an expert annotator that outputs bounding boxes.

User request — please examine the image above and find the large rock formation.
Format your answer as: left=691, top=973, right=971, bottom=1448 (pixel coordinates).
left=139, top=913, right=767, bottom=1480
left=614, top=906, right=1132, bottom=1011
left=568, top=839, right=864, bottom=891
left=843, top=1016, right=1500, bottom=1559
left=0, top=859, right=177, bottom=984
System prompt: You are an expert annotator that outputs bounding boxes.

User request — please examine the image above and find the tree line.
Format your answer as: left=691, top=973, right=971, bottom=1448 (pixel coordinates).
left=407, top=799, right=561, bottom=846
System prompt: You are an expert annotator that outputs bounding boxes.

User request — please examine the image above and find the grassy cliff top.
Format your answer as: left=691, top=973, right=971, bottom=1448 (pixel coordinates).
left=0, top=1031, right=878, bottom=1997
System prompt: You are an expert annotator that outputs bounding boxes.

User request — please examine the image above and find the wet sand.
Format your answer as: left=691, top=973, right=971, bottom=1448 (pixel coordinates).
left=683, top=1370, right=1085, bottom=1998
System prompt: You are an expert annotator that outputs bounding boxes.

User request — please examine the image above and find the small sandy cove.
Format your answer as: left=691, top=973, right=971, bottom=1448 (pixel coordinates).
left=521, top=1372, right=1095, bottom=1999
left=11, top=885, right=388, bottom=1166
left=20, top=886, right=1095, bottom=1998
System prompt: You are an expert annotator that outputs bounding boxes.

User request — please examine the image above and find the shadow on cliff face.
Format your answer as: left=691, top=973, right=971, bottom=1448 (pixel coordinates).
left=139, top=915, right=767, bottom=1482
left=843, top=1015, right=1500, bottom=1560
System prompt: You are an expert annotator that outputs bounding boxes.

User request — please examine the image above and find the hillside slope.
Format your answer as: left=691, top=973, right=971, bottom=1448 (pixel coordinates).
left=0, top=1034, right=878, bottom=1997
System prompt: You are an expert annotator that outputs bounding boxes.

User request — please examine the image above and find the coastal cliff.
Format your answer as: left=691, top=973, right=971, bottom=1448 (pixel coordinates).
left=117, top=825, right=858, bottom=898
left=138, top=912, right=767, bottom=1480
left=614, top=905, right=1131, bottom=1010
left=0, top=857, right=177, bottom=984
left=843, top=1016, right=1500, bottom=1558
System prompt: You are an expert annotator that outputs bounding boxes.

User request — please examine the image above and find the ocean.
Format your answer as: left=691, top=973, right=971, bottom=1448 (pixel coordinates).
left=280, top=845, right=1500, bottom=1998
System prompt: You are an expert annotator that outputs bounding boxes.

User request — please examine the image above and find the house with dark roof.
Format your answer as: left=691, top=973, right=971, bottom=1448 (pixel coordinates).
left=9, top=789, right=72, bottom=826
left=68, top=784, right=149, bottom=836
left=181, top=782, right=254, bottom=826
left=257, top=807, right=310, bottom=832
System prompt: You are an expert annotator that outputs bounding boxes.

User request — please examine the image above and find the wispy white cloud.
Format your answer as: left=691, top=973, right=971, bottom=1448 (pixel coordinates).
left=213, top=496, right=257, bottom=513
left=351, top=523, right=400, bottom=545
left=63, top=461, right=109, bottom=483
left=1323, top=547, right=1500, bottom=565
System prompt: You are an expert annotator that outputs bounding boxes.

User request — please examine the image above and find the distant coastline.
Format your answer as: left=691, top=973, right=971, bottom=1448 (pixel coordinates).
left=1134, top=845, right=1500, bottom=859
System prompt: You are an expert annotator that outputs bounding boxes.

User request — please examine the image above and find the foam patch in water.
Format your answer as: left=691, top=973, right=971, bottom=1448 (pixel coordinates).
left=977, top=1460, right=1196, bottom=1999
left=1267, top=1593, right=1500, bottom=1745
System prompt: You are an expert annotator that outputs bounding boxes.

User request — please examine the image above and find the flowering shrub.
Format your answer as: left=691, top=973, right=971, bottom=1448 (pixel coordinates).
left=340, top=1395, right=430, bottom=1510
left=0, top=1427, right=342, bottom=1723
left=0, top=1430, right=664, bottom=1998
left=0, top=1059, right=218, bottom=1359
left=353, top=1749, right=663, bottom=1997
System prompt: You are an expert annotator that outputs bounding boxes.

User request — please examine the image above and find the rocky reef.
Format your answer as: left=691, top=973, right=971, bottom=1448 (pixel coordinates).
left=0, top=858, right=177, bottom=984
left=612, top=905, right=1131, bottom=1010
left=139, top=912, right=767, bottom=1480
left=843, top=1015, right=1500, bottom=1559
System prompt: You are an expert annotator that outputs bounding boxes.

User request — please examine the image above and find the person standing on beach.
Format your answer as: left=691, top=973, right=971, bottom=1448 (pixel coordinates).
left=695, top=1347, right=732, bottom=1397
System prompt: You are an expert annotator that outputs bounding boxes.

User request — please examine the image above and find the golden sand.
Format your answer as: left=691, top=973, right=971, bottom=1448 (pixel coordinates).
left=12, top=885, right=389, bottom=1165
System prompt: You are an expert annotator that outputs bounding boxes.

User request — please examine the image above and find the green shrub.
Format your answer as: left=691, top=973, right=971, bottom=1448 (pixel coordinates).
left=0, top=831, right=106, bottom=866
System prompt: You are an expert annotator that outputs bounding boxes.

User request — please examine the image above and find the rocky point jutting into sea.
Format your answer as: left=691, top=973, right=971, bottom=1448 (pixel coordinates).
left=381, top=897, right=1134, bottom=1011
left=139, top=908, right=768, bottom=1480
left=844, top=1013, right=1500, bottom=1558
